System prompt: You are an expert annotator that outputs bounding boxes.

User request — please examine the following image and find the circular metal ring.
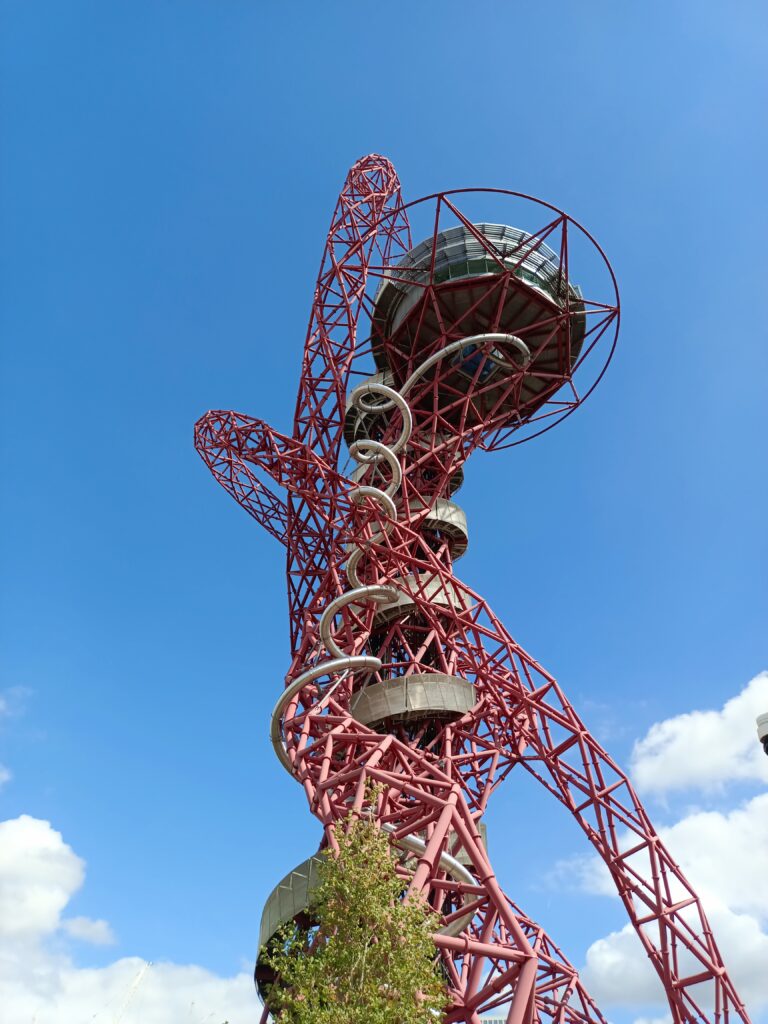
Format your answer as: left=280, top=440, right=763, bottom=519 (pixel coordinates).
left=349, top=485, right=397, bottom=521
left=319, top=585, right=397, bottom=660
left=349, top=440, right=402, bottom=497
left=348, top=382, right=413, bottom=454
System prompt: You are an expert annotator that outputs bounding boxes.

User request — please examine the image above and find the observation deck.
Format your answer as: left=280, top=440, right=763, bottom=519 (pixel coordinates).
left=370, top=223, right=586, bottom=430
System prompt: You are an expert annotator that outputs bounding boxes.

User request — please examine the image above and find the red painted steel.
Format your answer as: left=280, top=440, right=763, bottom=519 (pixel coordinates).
left=194, top=155, right=749, bottom=1024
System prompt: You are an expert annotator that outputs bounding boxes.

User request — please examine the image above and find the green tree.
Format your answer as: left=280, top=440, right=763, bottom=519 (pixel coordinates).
left=260, top=814, right=448, bottom=1024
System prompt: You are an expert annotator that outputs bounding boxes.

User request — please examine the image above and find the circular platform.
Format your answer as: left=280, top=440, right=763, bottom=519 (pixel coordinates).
left=368, top=223, right=586, bottom=433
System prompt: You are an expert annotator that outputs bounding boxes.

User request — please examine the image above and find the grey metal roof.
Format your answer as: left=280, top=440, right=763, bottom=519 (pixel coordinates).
left=373, top=222, right=583, bottom=339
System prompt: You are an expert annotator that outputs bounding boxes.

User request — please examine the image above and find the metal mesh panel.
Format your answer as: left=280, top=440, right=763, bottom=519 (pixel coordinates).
left=349, top=673, right=476, bottom=729
left=258, top=855, right=323, bottom=950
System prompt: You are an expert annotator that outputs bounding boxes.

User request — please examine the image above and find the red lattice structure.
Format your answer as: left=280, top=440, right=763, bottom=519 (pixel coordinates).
left=195, top=155, right=749, bottom=1024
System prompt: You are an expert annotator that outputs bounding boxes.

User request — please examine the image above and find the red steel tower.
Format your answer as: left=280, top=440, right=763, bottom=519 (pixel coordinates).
left=195, top=156, right=749, bottom=1024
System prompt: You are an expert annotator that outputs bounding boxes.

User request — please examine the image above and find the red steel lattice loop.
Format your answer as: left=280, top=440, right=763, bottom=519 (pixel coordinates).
left=194, top=155, right=749, bottom=1024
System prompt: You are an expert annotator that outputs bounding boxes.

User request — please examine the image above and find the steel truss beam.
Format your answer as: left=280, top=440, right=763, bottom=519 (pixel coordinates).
left=195, top=155, right=749, bottom=1024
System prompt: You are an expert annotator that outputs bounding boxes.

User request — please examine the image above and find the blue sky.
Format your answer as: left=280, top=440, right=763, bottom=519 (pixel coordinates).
left=1, top=2, right=767, bottom=1022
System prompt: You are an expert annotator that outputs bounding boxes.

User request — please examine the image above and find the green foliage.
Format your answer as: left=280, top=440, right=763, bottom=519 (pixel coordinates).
left=260, top=815, right=448, bottom=1024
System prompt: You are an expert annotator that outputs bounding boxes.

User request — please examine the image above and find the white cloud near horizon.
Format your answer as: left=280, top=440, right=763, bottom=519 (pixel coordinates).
left=569, top=673, right=768, bottom=1018
left=630, top=671, right=768, bottom=795
left=580, top=794, right=768, bottom=1011
left=583, top=903, right=768, bottom=1011
left=0, top=814, right=257, bottom=1023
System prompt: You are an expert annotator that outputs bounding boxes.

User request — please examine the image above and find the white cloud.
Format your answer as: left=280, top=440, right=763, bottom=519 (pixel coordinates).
left=574, top=798, right=768, bottom=1012
left=657, top=794, right=768, bottom=918
left=1, top=956, right=256, bottom=1024
left=630, top=672, right=768, bottom=795
left=0, top=815, right=257, bottom=1023
left=557, top=793, right=768, bottom=919
left=61, top=916, right=116, bottom=946
left=582, top=922, right=658, bottom=1004
left=0, top=815, right=85, bottom=938
left=568, top=674, right=768, bottom=1019
left=583, top=904, right=768, bottom=1011
left=0, top=764, right=11, bottom=788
